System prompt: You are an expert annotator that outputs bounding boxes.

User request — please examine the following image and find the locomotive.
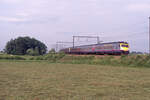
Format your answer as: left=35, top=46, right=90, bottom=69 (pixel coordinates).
left=60, top=41, right=129, bottom=55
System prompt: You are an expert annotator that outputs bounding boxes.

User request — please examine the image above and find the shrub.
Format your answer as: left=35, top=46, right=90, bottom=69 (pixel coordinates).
left=35, top=56, right=44, bottom=60
left=0, top=55, right=26, bottom=60
left=29, top=57, right=34, bottom=60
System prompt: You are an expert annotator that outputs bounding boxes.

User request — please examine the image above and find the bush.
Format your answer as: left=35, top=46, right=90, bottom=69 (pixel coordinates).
left=0, top=55, right=26, bottom=60
left=29, top=57, right=34, bottom=60
left=35, top=56, right=44, bottom=60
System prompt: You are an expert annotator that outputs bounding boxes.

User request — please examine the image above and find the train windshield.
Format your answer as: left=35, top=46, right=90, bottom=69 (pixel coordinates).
left=121, top=44, right=129, bottom=47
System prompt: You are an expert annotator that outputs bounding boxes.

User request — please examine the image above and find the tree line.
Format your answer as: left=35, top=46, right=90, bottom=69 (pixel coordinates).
left=4, top=36, right=47, bottom=56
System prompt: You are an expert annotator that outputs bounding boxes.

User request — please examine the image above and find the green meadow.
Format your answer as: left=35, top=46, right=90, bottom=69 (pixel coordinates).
left=0, top=61, right=150, bottom=100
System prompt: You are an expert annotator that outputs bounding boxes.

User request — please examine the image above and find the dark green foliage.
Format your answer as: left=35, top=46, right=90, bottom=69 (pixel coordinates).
left=5, top=36, right=47, bottom=55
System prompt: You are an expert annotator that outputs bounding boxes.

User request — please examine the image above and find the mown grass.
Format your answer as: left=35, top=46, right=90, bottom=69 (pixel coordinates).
left=0, top=61, right=150, bottom=100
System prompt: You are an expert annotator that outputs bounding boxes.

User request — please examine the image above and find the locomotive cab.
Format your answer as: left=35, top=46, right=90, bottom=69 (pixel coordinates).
left=120, top=43, right=129, bottom=54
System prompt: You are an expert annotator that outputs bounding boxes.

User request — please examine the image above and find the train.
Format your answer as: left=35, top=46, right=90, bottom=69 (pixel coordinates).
left=60, top=41, right=129, bottom=55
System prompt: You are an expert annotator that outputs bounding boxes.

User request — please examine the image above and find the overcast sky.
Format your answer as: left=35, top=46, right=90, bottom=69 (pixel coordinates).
left=0, top=0, right=150, bottom=52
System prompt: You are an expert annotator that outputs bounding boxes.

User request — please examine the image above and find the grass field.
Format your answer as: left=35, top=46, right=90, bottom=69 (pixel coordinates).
left=0, top=61, right=150, bottom=100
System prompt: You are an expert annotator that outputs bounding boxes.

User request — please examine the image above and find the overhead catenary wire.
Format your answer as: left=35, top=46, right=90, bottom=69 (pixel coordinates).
left=55, top=24, right=149, bottom=52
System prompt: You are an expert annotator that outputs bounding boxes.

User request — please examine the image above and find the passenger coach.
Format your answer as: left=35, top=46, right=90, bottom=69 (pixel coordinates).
left=60, top=41, right=129, bottom=55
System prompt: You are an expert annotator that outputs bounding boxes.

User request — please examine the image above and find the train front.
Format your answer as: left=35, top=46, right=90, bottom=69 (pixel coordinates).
left=120, top=42, right=129, bottom=54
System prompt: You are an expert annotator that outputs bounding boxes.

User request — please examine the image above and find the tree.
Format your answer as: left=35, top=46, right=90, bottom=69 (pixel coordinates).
left=49, top=48, right=56, bottom=54
left=130, top=51, right=143, bottom=55
left=5, top=36, right=47, bottom=55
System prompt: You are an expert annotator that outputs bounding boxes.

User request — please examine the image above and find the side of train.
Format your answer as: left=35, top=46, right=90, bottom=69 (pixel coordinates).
left=60, top=41, right=129, bottom=55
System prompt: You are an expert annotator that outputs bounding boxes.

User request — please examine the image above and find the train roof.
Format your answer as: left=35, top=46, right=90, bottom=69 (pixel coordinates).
left=73, top=41, right=128, bottom=48
left=60, top=41, right=129, bottom=50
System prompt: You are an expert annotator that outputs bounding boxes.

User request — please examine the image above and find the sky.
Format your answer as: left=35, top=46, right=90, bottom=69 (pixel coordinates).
left=0, top=0, right=150, bottom=52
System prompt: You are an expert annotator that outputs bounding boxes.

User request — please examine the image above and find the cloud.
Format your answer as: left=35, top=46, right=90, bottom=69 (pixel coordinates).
left=127, top=3, right=150, bottom=12
left=0, top=16, right=28, bottom=22
left=16, top=13, right=30, bottom=17
left=1, top=0, right=22, bottom=3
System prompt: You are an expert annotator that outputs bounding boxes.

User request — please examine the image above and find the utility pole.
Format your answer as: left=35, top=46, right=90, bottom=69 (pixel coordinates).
left=73, top=36, right=75, bottom=48
left=72, top=36, right=100, bottom=48
left=149, top=17, right=150, bottom=54
left=56, top=41, right=73, bottom=51
left=97, top=36, right=100, bottom=44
